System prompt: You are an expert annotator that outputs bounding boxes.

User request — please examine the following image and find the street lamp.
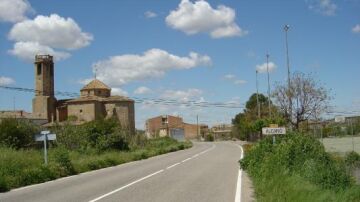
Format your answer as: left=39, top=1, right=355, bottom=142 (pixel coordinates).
left=256, top=70, right=260, bottom=118
left=266, top=53, right=271, bottom=118
left=284, top=24, right=292, bottom=123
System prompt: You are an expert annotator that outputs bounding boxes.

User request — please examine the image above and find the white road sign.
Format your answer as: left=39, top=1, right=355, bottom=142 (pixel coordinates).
left=35, top=133, right=56, bottom=141
left=262, top=127, right=286, bottom=135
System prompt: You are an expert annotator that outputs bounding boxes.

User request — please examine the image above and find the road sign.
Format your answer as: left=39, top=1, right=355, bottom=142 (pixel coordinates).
left=35, top=130, right=56, bottom=165
left=269, top=124, right=278, bottom=128
left=262, top=127, right=286, bottom=135
left=35, top=133, right=56, bottom=141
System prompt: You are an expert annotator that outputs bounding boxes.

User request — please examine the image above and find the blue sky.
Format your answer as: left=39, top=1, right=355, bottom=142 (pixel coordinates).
left=0, top=0, right=359, bottom=129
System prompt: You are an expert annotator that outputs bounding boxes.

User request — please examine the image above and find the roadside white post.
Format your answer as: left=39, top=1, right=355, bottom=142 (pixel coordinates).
left=35, top=130, right=57, bottom=165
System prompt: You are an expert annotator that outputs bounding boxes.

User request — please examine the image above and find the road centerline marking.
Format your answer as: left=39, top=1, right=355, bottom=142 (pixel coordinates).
left=181, top=157, right=192, bottom=162
left=88, top=169, right=164, bottom=202
left=166, top=162, right=181, bottom=169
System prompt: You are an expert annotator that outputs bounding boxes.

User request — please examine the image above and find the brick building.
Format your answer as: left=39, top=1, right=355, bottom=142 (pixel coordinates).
left=145, top=115, right=207, bottom=140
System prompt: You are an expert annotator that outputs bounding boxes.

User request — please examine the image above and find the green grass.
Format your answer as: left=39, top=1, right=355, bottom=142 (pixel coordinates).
left=240, top=133, right=360, bottom=202
left=0, top=137, right=192, bottom=192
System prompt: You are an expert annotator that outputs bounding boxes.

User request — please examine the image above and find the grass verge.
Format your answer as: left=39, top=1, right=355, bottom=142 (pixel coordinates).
left=240, top=133, right=360, bottom=202
left=0, top=137, right=192, bottom=192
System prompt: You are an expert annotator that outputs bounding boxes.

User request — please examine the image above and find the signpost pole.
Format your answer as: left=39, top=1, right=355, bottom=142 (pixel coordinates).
left=44, top=134, right=48, bottom=165
left=273, top=135, right=276, bottom=145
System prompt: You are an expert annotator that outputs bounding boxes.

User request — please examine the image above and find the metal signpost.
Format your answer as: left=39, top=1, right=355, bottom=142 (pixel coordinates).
left=262, top=127, right=286, bottom=144
left=35, top=130, right=56, bottom=165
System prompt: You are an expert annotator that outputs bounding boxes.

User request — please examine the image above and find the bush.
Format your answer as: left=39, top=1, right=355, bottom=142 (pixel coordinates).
left=240, top=132, right=360, bottom=201
left=345, top=151, right=360, bottom=169
left=205, top=134, right=214, bottom=142
left=52, top=147, right=76, bottom=175
left=0, top=118, right=39, bottom=149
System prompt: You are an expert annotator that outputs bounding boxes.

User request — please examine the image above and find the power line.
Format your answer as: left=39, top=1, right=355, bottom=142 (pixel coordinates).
left=0, top=85, right=244, bottom=109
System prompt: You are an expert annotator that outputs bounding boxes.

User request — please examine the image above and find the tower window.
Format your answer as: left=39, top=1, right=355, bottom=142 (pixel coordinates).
left=37, top=64, right=41, bottom=75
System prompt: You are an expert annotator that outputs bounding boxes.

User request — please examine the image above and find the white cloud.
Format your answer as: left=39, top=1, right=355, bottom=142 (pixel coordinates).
left=307, top=0, right=337, bottom=16
left=161, top=88, right=203, bottom=102
left=165, top=0, right=247, bottom=38
left=111, top=87, right=128, bottom=96
left=9, top=14, right=93, bottom=50
left=0, top=0, right=33, bottom=23
left=224, top=74, right=235, bottom=80
left=8, top=41, right=70, bottom=61
left=134, top=86, right=152, bottom=95
left=93, top=48, right=211, bottom=86
left=0, top=76, right=15, bottom=85
left=234, top=80, right=247, bottom=85
left=144, top=11, right=157, bottom=18
left=352, top=24, right=360, bottom=33
left=256, top=62, right=277, bottom=73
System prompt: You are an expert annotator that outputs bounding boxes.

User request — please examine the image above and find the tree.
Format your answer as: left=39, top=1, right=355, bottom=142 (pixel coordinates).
left=232, top=93, right=284, bottom=140
left=272, top=72, right=331, bottom=129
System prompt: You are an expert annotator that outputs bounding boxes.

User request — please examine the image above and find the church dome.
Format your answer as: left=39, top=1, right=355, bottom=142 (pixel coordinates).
left=80, top=79, right=111, bottom=97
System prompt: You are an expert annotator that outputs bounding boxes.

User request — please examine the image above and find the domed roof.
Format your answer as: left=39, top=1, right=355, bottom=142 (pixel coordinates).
left=81, top=79, right=110, bottom=91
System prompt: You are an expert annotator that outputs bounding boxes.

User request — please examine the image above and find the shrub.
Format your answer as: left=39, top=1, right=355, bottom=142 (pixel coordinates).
left=0, top=118, right=39, bottom=149
left=51, top=147, right=76, bottom=175
left=345, top=151, right=360, bottom=169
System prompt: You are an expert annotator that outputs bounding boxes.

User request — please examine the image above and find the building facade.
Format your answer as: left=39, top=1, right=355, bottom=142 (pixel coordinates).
left=31, top=55, right=135, bottom=134
left=145, top=115, right=207, bottom=140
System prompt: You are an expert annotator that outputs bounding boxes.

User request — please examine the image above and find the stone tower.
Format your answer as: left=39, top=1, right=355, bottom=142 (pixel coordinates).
left=32, top=55, right=57, bottom=122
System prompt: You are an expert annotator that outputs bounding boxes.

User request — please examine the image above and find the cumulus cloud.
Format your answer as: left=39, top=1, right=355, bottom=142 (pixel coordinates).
left=8, top=41, right=70, bottom=61
left=352, top=24, right=360, bottom=33
left=256, top=62, right=277, bottom=73
left=134, top=86, right=152, bottom=95
left=0, top=76, right=15, bottom=85
left=234, top=80, right=247, bottom=85
left=161, top=88, right=203, bottom=102
left=165, top=0, right=247, bottom=38
left=93, top=48, right=211, bottom=86
left=223, top=74, right=246, bottom=85
left=9, top=14, right=93, bottom=50
left=307, top=0, right=337, bottom=16
left=224, top=74, right=235, bottom=80
left=7, top=14, right=93, bottom=61
left=112, top=87, right=128, bottom=96
left=0, top=0, right=33, bottom=23
left=144, top=11, right=157, bottom=18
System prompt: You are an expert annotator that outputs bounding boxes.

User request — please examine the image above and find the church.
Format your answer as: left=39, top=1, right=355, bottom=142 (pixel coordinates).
left=32, top=55, right=135, bottom=134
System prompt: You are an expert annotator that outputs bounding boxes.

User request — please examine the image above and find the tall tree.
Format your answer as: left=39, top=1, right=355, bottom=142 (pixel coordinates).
left=272, top=72, right=331, bottom=129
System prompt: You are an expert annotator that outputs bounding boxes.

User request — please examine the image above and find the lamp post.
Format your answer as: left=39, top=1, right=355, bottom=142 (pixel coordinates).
left=256, top=70, right=260, bottom=118
left=266, top=53, right=271, bottom=118
left=284, top=25, right=292, bottom=123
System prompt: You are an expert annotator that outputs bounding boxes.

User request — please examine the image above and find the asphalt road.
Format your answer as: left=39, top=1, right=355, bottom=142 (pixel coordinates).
left=0, top=142, right=243, bottom=202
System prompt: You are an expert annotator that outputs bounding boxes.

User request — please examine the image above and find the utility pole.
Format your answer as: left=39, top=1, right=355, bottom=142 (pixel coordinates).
left=197, top=114, right=199, bottom=140
left=266, top=53, right=271, bottom=118
left=256, top=70, right=260, bottom=118
left=284, top=25, right=292, bottom=125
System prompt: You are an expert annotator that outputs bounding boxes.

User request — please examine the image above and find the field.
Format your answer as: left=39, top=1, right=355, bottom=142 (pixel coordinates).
left=322, top=136, right=360, bottom=155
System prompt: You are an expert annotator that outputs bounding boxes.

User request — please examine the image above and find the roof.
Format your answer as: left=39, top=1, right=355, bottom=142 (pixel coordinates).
left=81, top=79, right=111, bottom=91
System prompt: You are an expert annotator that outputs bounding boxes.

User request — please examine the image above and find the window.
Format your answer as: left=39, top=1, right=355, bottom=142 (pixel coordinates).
left=37, top=64, right=41, bottom=75
left=80, top=109, right=83, bottom=113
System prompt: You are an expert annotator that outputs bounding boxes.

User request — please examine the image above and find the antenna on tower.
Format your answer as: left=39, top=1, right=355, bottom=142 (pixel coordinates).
left=94, top=65, right=98, bottom=79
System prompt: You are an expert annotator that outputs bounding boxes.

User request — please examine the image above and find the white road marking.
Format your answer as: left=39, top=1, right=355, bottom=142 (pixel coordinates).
left=88, top=169, right=164, bottom=202
left=166, top=162, right=181, bottom=169
left=182, top=157, right=192, bottom=162
left=235, top=144, right=244, bottom=202
left=192, top=154, right=199, bottom=158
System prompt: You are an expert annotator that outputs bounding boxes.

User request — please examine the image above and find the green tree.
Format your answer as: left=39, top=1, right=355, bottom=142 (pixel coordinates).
left=0, top=118, right=39, bottom=149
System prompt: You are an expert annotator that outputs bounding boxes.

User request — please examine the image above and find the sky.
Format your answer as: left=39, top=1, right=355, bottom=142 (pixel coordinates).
left=0, top=0, right=359, bottom=129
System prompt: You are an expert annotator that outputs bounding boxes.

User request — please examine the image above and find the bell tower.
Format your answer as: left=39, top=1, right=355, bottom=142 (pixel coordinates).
left=32, top=55, right=57, bottom=122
